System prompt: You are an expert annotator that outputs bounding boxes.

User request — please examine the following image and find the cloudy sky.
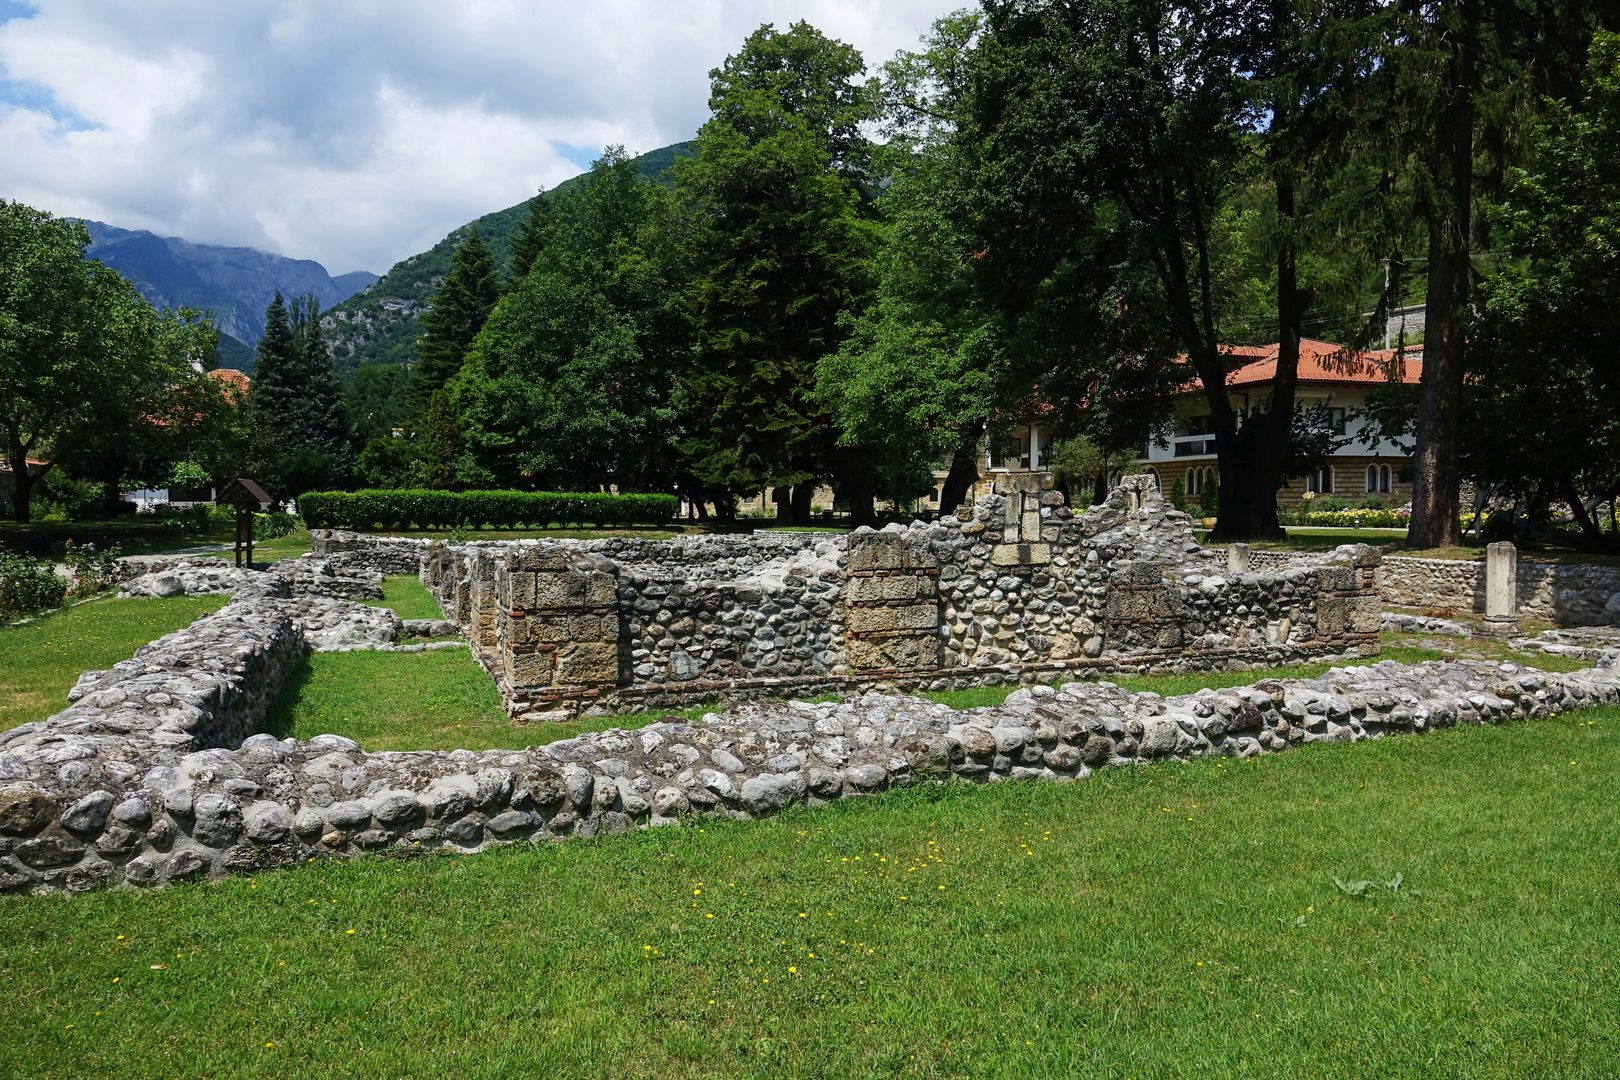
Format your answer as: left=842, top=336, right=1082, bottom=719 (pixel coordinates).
left=0, top=0, right=960, bottom=275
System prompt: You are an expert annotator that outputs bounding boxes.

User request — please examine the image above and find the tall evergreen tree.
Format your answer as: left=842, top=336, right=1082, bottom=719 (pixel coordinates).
left=247, top=292, right=354, bottom=497
left=673, top=21, right=881, bottom=523
left=408, top=228, right=499, bottom=419
left=508, top=187, right=555, bottom=281
left=245, top=291, right=297, bottom=493
left=291, top=296, right=353, bottom=476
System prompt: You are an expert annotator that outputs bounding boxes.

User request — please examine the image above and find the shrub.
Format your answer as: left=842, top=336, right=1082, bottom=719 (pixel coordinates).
left=0, top=549, right=68, bottom=622
left=62, top=540, right=121, bottom=598
left=1283, top=507, right=1411, bottom=529
left=1168, top=478, right=1187, bottom=512
left=298, top=490, right=678, bottom=531
left=1198, top=482, right=1219, bottom=517
left=254, top=511, right=301, bottom=540
left=141, top=503, right=214, bottom=534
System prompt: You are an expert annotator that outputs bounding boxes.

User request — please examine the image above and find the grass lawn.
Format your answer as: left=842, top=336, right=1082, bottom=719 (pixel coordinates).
left=363, top=574, right=447, bottom=621
left=0, top=595, right=230, bottom=730
left=1, top=706, right=1615, bottom=1077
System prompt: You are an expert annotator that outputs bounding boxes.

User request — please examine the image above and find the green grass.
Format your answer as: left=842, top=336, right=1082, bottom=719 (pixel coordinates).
left=0, top=595, right=229, bottom=730
left=2, top=706, right=1616, bottom=1078
left=363, top=574, right=446, bottom=621
left=358, top=527, right=677, bottom=541
left=265, top=628, right=1600, bottom=755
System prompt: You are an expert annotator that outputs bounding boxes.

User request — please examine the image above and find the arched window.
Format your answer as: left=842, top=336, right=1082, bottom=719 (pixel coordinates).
left=1186, top=465, right=1218, bottom=496
left=1306, top=465, right=1334, bottom=494
left=1143, top=467, right=1161, bottom=491
left=1365, top=464, right=1391, bottom=494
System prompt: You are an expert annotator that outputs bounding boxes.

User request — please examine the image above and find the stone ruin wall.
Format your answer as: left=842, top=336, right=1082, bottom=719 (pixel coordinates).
left=1243, top=546, right=1620, bottom=627
left=3, top=585, right=1617, bottom=896
left=320, top=476, right=1383, bottom=721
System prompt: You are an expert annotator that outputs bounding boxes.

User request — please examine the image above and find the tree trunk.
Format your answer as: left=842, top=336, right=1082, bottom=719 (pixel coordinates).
left=1407, top=0, right=1477, bottom=550
left=840, top=473, right=876, bottom=528
left=790, top=483, right=814, bottom=526
left=7, top=440, right=37, bottom=523
left=773, top=486, right=792, bottom=524
left=938, top=444, right=981, bottom=518
left=11, top=472, right=30, bottom=523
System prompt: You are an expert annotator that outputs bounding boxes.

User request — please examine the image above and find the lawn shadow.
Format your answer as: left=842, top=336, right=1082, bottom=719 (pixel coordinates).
left=260, top=651, right=315, bottom=741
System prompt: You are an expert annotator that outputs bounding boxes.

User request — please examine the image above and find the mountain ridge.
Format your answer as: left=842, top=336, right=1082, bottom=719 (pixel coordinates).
left=82, top=221, right=378, bottom=358
left=322, top=140, right=694, bottom=372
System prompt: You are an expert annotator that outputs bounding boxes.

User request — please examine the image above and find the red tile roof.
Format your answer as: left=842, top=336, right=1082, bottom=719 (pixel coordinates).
left=1220, top=338, right=1422, bottom=389
left=207, top=368, right=251, bottom=398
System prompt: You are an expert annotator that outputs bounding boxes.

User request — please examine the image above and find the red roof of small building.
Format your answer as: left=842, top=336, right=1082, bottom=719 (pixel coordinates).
left=1220, top=338, right=1422, bottom=389
left=207, top=368, right=251, bottom=398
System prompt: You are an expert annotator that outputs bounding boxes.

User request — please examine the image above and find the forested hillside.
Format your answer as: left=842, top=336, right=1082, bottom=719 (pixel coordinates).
left=321, top=140, right=694, bottom=372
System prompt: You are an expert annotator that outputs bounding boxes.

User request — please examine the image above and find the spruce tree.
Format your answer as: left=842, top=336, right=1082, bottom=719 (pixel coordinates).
left=409, top=228, right=499, bottom=419
left=508, top=188, right=555, bottom=280
left=246, top=291, right=297, bottom=493
left=292, top=296, right=354, bottom=479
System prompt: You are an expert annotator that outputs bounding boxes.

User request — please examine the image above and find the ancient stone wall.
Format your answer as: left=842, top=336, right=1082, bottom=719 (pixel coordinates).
left=2, top=584, right=1615, bottom=894
left=1365, top=554, right=1620, bottom=625
left=320, top=478, right=1384, bottom=719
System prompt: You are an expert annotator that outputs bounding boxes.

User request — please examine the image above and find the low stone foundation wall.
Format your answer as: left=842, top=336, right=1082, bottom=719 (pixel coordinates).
left=1379, top=556, right=1620, bottom=625
left=2, top=585, right=1614, bottom=893
left=387, top=478, right=1385, bottom=720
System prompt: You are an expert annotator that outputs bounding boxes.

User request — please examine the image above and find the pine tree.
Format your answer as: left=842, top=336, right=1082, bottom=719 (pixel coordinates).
left=409, top=228, right=499, bottom=419
left=508, top=188, right=554, bottom=280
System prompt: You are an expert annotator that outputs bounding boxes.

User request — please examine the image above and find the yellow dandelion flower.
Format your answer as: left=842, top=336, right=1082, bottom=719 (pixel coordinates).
left=788, top=966, right=798, bottom=974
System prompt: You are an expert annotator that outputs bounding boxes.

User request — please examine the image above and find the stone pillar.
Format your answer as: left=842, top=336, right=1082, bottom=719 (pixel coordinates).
left=844, top=530, right=941, bottom=673
left=1312, top=545, right=1383, bottom=656
left=1483, top=541, right=1519, bottom=637
left=1227, top=543, right=1250, bottom=575
left=497, top=545, right=621, bottom=718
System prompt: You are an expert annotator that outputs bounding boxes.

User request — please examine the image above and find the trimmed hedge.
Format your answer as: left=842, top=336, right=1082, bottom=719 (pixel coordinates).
left=1280, top=508, right=1410, bottom=529
left=298, top=490, right=677, bottom=531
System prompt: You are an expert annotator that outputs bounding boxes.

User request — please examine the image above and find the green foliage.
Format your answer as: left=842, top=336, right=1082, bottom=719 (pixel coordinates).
left=297, top=489, right=676, bottom=530
left=1169, top=477, right=1188, bottom=512
left=507, top=187, right=556, bottom=281
left=0, top=201, right=211, bottom=522
left=0, top=549, right=67, bottom=622
left=169, top=461, right=210, bottom=490
left=408, top=228, right=499, bottom=419
left=673, top=22, right=881, bottom=512
left=253, top=511, right=300, bottom=540
left=248, top=292, right=355, bottom=499
left=1279, top=506, right=1411, bottom=528
left=321, top=142, right=695, bottom=373
left=61, top=539, right=121, bottom=598
left=1198, top=481, right=1220, bottom=517
left=1466, top=32, right=1620, bottom=550
left=451, top=148, right=685, bottom=493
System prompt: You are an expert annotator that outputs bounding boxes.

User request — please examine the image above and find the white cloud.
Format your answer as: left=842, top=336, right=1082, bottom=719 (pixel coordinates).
left=0, top=0, right=961, bottom=273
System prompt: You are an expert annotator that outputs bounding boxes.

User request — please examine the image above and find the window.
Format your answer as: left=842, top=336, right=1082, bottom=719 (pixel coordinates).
left=1180, top=414, right=1214, bottom=437
left=929, top=487, right=940, bottom=504
left=1306, top=465, right=1334, bottom=494
left=1185, top=465, right=1218, bottom=496
left=1365, top=464, right=1391, bottom=494
left=1327, top=407, right=1347, bottom=435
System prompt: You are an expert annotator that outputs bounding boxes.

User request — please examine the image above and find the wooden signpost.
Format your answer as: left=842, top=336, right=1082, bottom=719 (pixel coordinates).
left=217, top=478, right=272, bottom=568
